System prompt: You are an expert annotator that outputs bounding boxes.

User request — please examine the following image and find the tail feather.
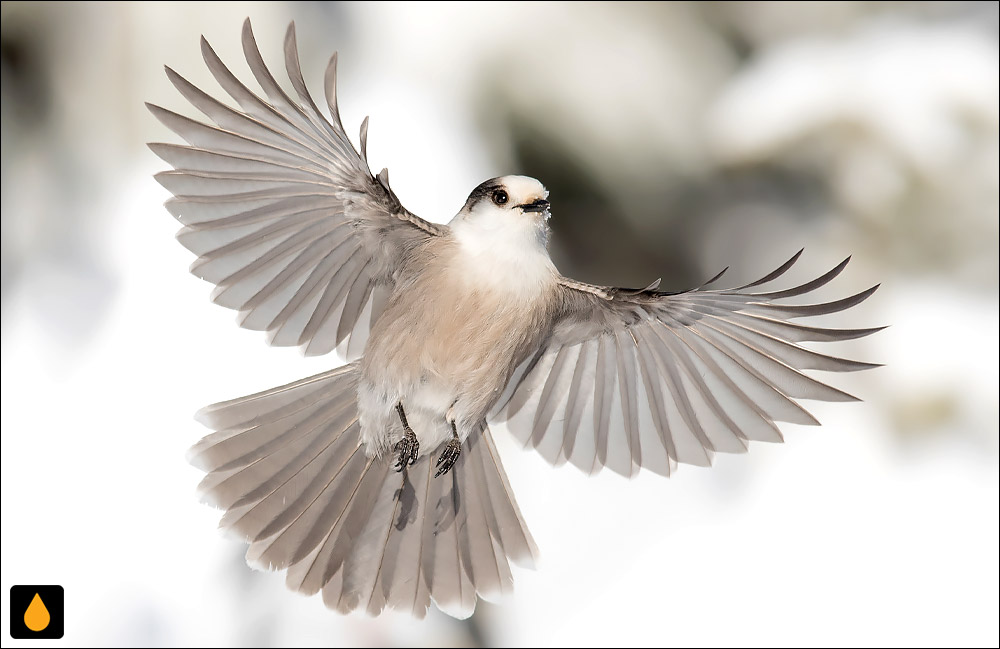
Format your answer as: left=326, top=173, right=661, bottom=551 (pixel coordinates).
left=380, top=457, right=433, bottom=615
left=460, top=429, right=513, bottom=601
left=424, top=463, right=477, bottom=618
left=195, top=366, right=353, bottom=429
left=189, top=362, right=537, bottom=618
left=478, top=429, right=540, bottom=569
left=338, top=457, right=405, bottom=615
left=199, top=404, right=351, bottom=510
left=234, top=421, right=363, bottom=556
left=188, top=365, right=358, bottom=472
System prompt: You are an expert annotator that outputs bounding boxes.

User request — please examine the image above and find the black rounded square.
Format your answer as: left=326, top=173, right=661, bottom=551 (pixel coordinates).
left=9, top=585, right=64, bottom=639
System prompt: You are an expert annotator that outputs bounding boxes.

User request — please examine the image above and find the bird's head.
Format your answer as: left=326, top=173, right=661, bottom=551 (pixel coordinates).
left=450, top=174, right=556, bottom=286
left=452, top=175, right=551, bottom=250
left=458, top=175, right=550, bottom=221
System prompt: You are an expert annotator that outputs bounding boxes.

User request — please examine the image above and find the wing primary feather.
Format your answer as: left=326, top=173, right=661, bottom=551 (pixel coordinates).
left=746, top=256, right=850, bottom=299
left=630, top=326, right=676, bottom=468
left=323, top=51, right=345, bottom=129
left=242, top=21, right=309, bottom=128
left=614, top=329, right=642, bottom=472
left=694, top=266, right=729, bottom=290
left=283, top=25, right=330, bottom=126
left=359, top=116, right=370, bottom=165
left=643, top=328, right=715, bottom=465
left=240, top=238, right=355, bottom=332
left=530, top=345, right=575, bottom=447
left=649, top=325, right=753, bottom=447
left=178, top=209, right=322, bottom=258
left=743, top=285, right=881, bottom=319
left=592, top=335, right=615, bottom=472
left=148, top=143, right=326, bottom=180
left=696, top=320, right=860, bottom=402
left=492, top=350, right=540, bottom=416
left=732, top=248, right=804, bottom=290
left=169, top=194, right=333, bottom=228
left=283, top=23, right=360, bottom=161
left=163, top=66, right=331, bottom=164
left=302, top=249, right=370, bottom=355
left=668, top=322, right=812, bottom=428
left=199, top=33, right=343, bottom=162
left=239, top=228, right=353, bottom=314
left=703, top=315, right=883, bottom=372
left=336, top=272, right=375, bottom=344
left=156, top=21, right=445, bottom=358
left=207, top=219, right=336, bottom=288
left=717, top=312, right=887, bottom=343
left=561, top=339, right=595, bottom=462
left=672, top=267, right=730, bottom=295
left=244, top=20, right=358, bottom=170
left=503, top=349, right=554, bottom=419
left=268, top=250, right=345, bottom=340
left=147, top=103, right=325, bottom=171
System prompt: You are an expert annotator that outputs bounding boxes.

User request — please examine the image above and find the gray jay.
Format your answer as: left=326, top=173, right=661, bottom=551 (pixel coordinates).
left=149, top=20, right=882, bottom=619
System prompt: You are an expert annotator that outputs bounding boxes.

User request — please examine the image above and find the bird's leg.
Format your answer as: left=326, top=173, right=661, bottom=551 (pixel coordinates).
left=394, top=402, right=419, bottom=472
left=435, top=418, right=462, bottom=478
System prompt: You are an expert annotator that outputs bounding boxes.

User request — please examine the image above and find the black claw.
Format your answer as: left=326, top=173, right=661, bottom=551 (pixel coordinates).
left=434, top=438, right=462, bottom=478
left=394, top=427, right=419, bottom=472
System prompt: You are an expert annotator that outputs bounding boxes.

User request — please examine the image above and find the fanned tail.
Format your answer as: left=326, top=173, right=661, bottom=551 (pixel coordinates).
left=189, top=363, right=537, bottom=618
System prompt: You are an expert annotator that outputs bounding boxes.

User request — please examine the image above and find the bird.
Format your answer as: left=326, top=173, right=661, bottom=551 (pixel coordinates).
left=148, top=19, right=883, bottom=619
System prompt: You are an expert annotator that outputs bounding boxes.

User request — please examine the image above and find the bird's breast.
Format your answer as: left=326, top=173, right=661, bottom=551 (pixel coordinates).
left=361, top=236, right=556, bottom=424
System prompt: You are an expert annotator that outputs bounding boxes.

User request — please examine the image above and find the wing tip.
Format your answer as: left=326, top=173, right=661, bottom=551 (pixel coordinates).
left=858, top=324, right=889, bottom=337
left=359, top=116, right=370, bottom=163
left=705, top=266, right=728, bottom=288
left=146, top=141, right=168, bottom=159
left=198, top=33, right=215, bottom=59
left=192, top=404, right=219, bottom=429
left=841, top=359, right=886, bottom=371
left=854, top=283, right=882, bottom=303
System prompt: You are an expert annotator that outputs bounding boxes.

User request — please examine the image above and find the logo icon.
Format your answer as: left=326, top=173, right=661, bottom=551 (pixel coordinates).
left=9, top=586, right=63, bottom=639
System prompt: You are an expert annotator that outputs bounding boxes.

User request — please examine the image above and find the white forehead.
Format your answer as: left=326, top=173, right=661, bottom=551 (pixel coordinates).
left=498, top=175, right=548, bottom=201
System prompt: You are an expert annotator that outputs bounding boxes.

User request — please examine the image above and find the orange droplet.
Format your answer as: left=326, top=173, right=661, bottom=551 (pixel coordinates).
left=24, top=593, right=50, bottom=632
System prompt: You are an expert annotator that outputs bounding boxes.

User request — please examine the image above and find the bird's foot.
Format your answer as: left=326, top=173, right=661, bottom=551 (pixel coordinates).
left=434, top=437, right=462, bottom=478
left=394, top=427, right=419, bottom=472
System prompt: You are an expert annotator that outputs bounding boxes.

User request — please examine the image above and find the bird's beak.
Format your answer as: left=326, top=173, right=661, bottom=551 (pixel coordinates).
left=519, top=199, right=550, bottom=213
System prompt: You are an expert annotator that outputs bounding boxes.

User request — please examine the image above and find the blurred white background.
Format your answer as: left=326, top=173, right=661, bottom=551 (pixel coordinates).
left=1, top=2, right=997, bottom=647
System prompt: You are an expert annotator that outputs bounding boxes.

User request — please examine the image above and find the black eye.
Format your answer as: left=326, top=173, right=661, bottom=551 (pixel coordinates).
left=491, top=189, right=508, bottom=206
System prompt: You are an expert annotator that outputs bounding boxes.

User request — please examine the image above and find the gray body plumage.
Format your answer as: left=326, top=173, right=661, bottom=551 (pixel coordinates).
left=151, top=19, right=882, bottom=619
left=358, top=230, right=560, bottom=458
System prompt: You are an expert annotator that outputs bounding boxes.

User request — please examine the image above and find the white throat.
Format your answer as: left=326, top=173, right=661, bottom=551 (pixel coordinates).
left=449, top=205, right=557, bottom=298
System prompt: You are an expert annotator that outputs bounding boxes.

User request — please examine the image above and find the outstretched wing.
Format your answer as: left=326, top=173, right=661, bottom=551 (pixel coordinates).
left=148, top=19, right=445, bottom=357
left=490, top=250, right=883, bottom=477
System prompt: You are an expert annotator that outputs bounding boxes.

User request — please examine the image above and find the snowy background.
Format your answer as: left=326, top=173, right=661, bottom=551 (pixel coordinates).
left=2, top=2, right=997, bottom=647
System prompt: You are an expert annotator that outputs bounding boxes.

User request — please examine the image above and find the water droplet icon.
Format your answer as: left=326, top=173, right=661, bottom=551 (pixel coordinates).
left=24, top=593, right=50, bottom=632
